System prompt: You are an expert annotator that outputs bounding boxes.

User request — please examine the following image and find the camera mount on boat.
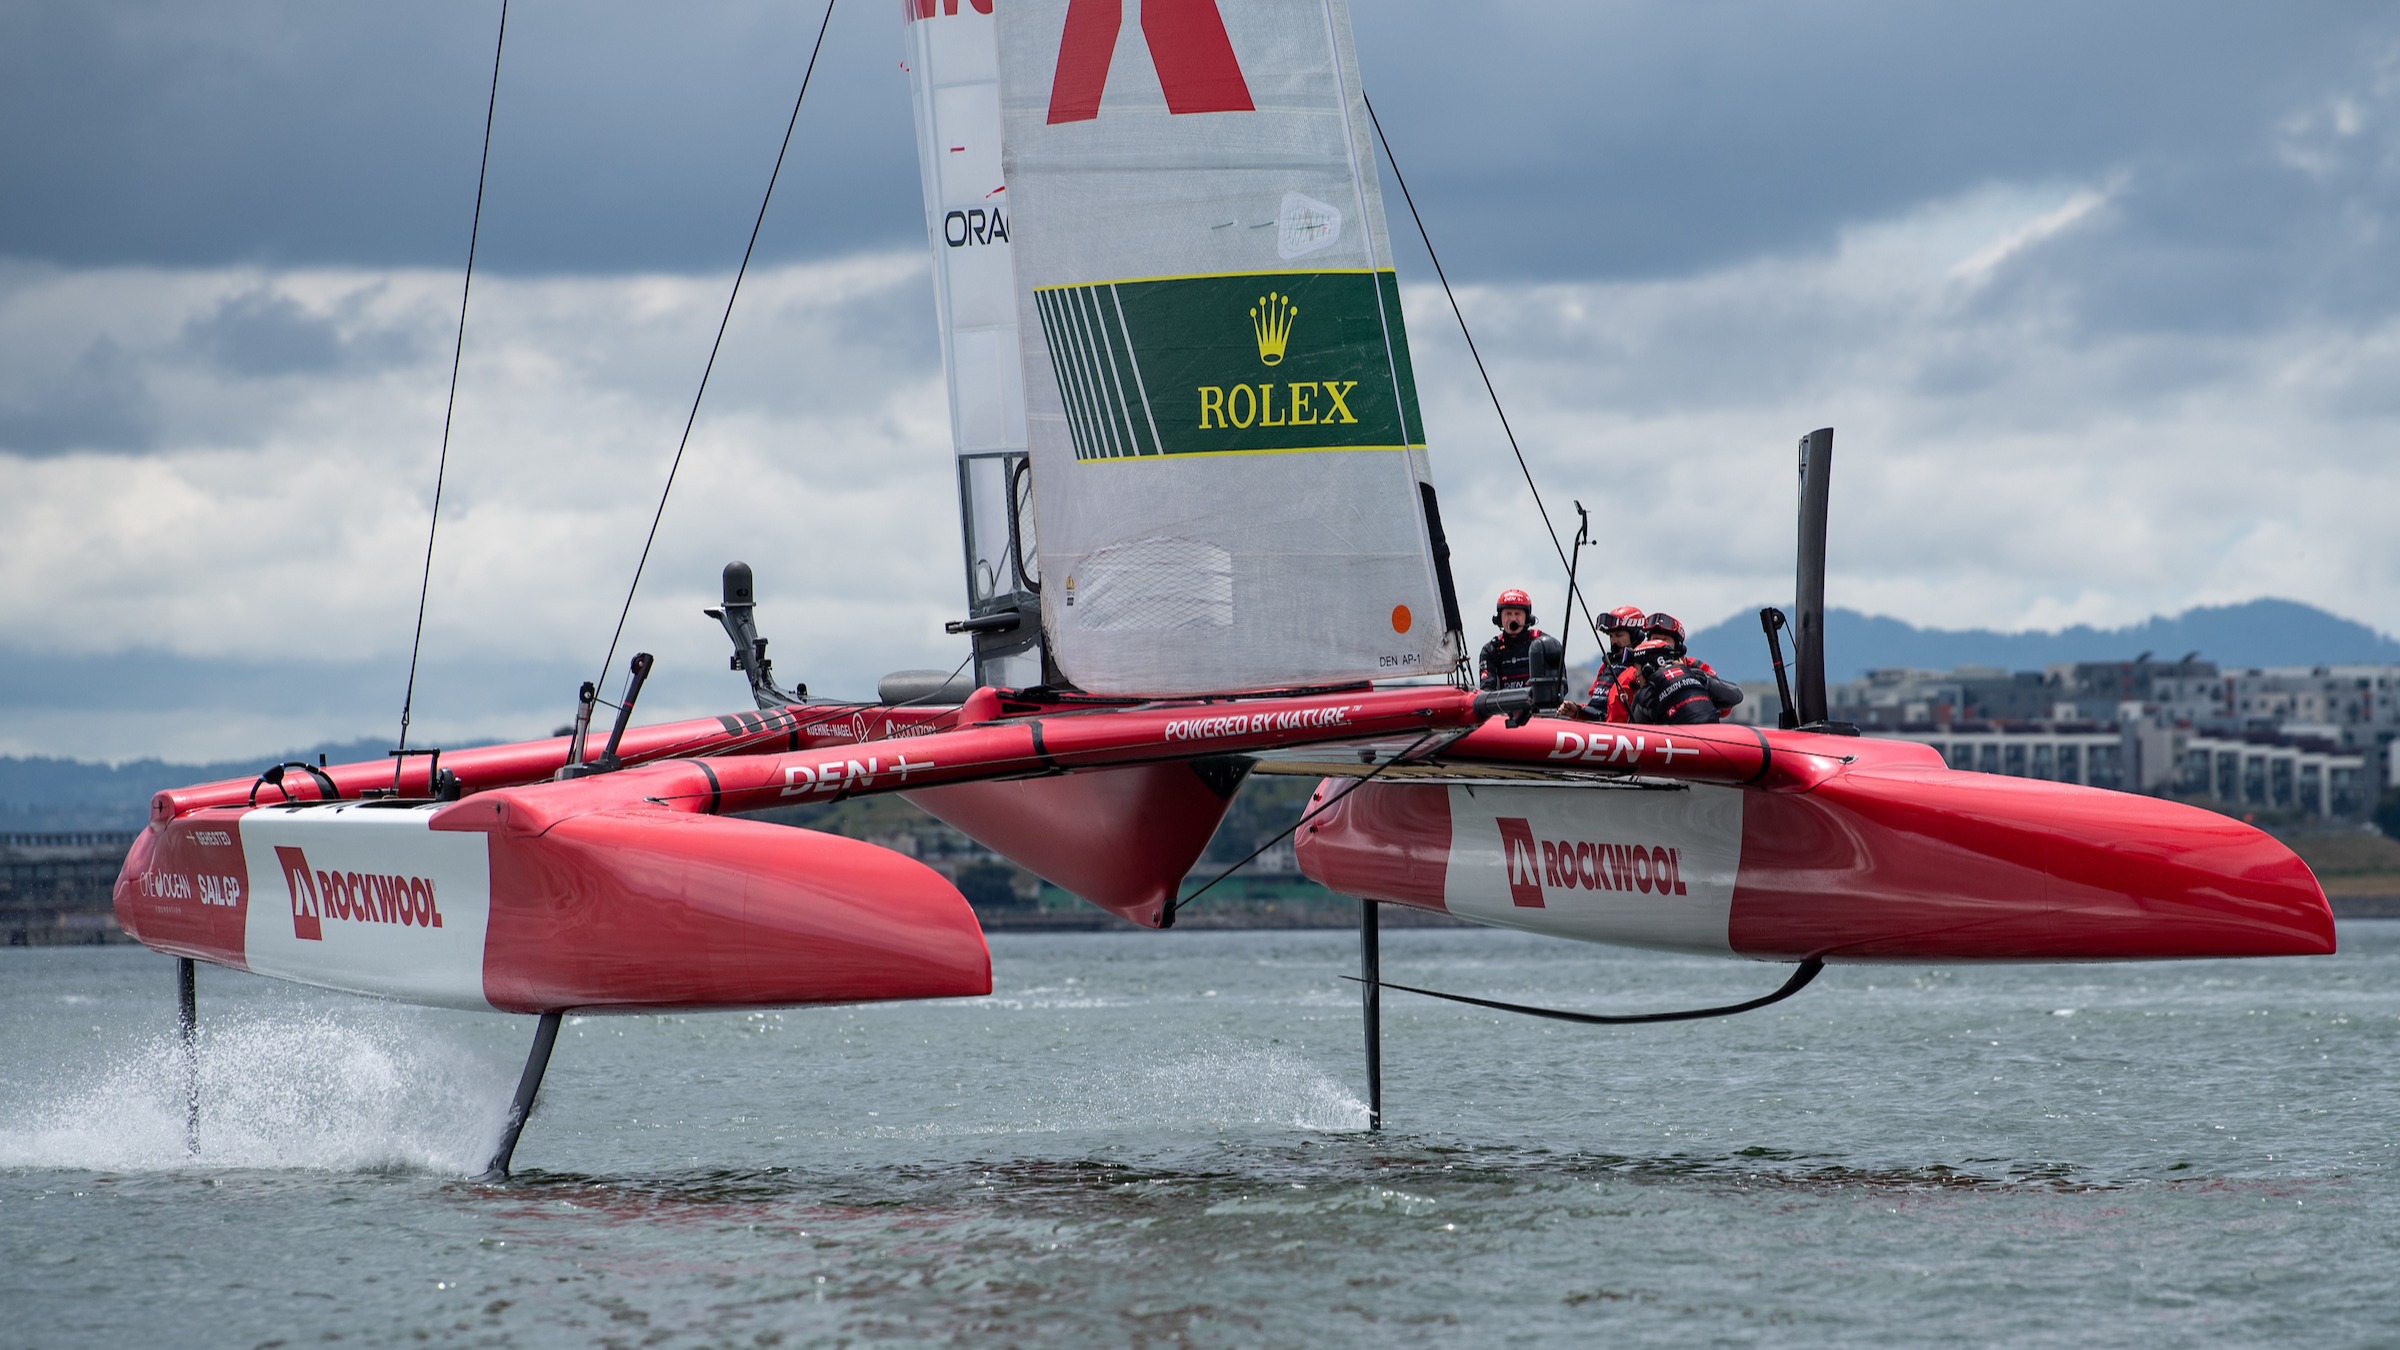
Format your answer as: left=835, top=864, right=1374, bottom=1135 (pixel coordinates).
left=705, top=561, right=805, bottom=710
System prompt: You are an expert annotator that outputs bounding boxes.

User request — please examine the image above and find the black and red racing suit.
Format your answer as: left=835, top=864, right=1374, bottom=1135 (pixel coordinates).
left=1479, top=628, right=1567, bottom=706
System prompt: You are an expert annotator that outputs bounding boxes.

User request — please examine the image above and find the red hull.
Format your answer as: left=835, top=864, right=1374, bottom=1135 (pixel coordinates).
left=119, top=685, right=1492, bottom=1007
left=1297, top=723, right=2335, bottom=961
left=116, top=801, right=993, bottom=1012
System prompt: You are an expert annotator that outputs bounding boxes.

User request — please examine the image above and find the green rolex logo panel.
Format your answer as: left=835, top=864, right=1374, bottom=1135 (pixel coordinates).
left=1033, top=269, right=1424, bottom=461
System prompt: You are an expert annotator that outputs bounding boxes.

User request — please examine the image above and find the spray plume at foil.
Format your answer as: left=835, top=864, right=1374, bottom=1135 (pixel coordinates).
left=0, top=1008, right=518, bottom=1176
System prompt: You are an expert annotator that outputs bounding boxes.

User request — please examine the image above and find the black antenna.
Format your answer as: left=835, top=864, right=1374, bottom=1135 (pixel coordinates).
left=1794, top=428, right=1834, bottom=726
left=1558, top=500, right=1591, bottom=675
left=1760, top=607, right=1798, bottom=729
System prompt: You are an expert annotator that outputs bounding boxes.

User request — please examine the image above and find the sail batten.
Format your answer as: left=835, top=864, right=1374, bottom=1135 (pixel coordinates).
left=994, top=0, right=1460, bottom=696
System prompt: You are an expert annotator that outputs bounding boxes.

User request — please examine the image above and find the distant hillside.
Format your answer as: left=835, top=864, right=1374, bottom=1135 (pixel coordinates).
left=1688, top=599, right=2400, bottom=683
left=13, top=598, right=2398, bottom=825
left=0, top=738, right=395, bottom=832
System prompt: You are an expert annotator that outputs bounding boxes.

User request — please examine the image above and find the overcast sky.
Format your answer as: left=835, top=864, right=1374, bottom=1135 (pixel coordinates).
left=3, top=0, right=2397, bottom=761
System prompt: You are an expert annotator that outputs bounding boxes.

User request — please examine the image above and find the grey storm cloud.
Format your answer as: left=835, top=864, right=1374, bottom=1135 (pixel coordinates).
left=3, top=1, right=2399, bottom=759
left=0, top=0, right=923, bottom=275
left=180, top=288, right=419, bottom=377
left=0, top=336, right=156, bottom=454
left=5, top=0, right=2396, bottom=304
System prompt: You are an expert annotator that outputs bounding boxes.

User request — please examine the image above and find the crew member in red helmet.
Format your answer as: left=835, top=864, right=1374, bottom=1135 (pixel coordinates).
left=1607, top=612, right=1743, bottom=721
left=1478, top=589, right=1567, bottom=706
left=1624, top=638, right=1726, bottom=725
left=1567, top=605, right=1648, bottom=718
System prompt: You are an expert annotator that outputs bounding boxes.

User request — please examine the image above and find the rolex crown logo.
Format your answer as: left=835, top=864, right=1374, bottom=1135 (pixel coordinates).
left=1250, top=291, right=1297, bottom=366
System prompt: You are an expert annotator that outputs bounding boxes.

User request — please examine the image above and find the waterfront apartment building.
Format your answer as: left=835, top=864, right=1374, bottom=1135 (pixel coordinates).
left=2150, top=665, right=2400, bottom=752
left=2, top=831, right=136, bottom=945
left=1727, top=654, right=2387, bottom=820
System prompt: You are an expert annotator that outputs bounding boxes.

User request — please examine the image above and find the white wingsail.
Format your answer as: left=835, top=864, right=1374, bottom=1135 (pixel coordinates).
left=901, top=0, right=1045, bottom=689
left=991, top=0, right=1464, bottom=697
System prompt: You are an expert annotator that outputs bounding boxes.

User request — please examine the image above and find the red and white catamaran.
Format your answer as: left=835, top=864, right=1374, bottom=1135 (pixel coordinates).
left=114, top=0, right=2332, bottom=1175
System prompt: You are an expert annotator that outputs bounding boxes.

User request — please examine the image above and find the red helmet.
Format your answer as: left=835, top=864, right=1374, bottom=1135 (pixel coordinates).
left=1492, top=588, right=1535, bottom=627
left=1602, top=605, right=1647, bottom=634
left=1644, top=611, right=1686, bottom=646
left=1630, top=637, right=1679, bottom=664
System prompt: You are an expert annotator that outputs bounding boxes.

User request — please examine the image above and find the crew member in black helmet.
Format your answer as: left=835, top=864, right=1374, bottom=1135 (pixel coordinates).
left=1624, top=612, right=1744, bottom=720
left=1624, top=638, right=1725, bottom=725
left=1479, top=588, right=1567, bottom=706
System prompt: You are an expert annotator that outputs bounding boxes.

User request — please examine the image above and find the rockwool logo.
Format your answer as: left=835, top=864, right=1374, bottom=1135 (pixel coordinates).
left=1497, top=818, right=1545, bottom=907
left=274, top=845, right=445, bottom=943
left=1048, top=0, right=1254, bottom=123
left=1493, top=818, right=1690, bottom=908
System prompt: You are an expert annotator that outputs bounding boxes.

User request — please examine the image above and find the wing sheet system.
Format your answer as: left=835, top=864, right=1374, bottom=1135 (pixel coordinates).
left=994, top=0, right=1459, bottom=696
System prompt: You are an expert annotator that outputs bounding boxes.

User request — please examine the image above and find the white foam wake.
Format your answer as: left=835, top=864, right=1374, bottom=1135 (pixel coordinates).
left=0, top=1008, right=515, bottom=1175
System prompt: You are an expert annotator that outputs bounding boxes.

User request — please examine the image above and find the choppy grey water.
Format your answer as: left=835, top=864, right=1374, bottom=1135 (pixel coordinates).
left=2, top=924, right=2394, bottom=1347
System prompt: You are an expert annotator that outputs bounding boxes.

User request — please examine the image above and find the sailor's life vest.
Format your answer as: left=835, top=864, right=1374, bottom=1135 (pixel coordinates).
left=1631, top=658, right=1746, bottom=725
left=1479, top=628, right=1568, bottom=706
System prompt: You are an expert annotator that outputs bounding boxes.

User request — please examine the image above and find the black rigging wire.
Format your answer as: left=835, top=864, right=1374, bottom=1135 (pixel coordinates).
left=1350, top=959, right=1824, bottom=1026
left=1362, top=92, right=1596, bottom=639
left=592, top=0, right=839, bottom=692
left=1166, top=730, right=1441, bottom=922
left=398, top=0, right=509, bottom=752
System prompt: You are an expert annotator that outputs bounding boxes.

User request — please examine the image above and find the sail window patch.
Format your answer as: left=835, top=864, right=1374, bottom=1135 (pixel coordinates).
left=1276, top=192, right=1343, bottom=260
left=1070, top=536, right=1234, bottom=631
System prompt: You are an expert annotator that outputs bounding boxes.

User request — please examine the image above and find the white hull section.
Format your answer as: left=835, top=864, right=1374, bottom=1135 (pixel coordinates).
left=1444, top=783, right=1744, bottom=957
left=238, top=804, right=495, bottom=1010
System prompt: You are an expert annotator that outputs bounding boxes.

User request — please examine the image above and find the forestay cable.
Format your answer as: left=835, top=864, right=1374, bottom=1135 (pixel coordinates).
left=398, top=0, right=510, bottom=752
left=1362, top=92, right=1596, bottom=638
left=593, top=0, right=839, bottom=691
left=1166, top=730, right=1441, bottom=923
